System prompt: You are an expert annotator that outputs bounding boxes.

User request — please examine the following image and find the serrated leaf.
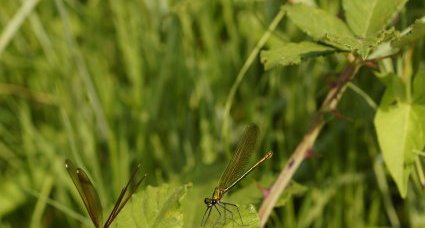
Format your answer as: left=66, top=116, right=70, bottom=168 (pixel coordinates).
left=369, top=18, right=424, bottom=59
left=320, top=32, right=361, bottom=52
left=343, top=0, right=407, bottom=37
left=285, top=3, right=401, bottom=59
left=324, top=28, right=398, bottom=59
left=392, top=19, right=425, bottom=48
left=374, top=73, right=425, bottom=198
left=111, top=183, right=191, bottom=228
left=359, top=28, right=398, bottom=58
left=224, top=204, right=259, bottom=228
left=260, top=41, right=335, bottom=70
left=285, top=4, right=355, bottom=50
left=202, top=204, right=260, bottom=228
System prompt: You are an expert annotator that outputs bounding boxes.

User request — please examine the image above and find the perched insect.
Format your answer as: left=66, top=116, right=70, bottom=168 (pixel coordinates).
left=201, top=123, right=273, bottom=227
left=65, top=159, right=147, bottom=228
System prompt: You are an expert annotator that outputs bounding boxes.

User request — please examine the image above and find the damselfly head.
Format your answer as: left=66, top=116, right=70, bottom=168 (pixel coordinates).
left=204, top=198, right=217, bottom=207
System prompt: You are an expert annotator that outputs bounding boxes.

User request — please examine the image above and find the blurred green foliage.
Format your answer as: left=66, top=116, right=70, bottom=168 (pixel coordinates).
left=0, top=0, right=424, bottom=227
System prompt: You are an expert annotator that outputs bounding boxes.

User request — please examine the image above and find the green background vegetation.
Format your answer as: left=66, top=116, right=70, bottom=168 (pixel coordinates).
left=0, top=0, right=424, bottom=227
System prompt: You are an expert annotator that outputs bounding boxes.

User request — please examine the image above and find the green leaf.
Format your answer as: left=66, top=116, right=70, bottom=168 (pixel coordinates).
left=375, top=103, right=423, bottom=197
left=369, top=18, right=424, bottom=59
left=285, top=4, right=355, bottom=50
left=382, top=73, right=407, bottom=104
left=374, top=73, right=425, bottom=198
left=367, top=33, right=400, bottom=60
left=285, top=3, right=401, bottom=59
left=225, top=204, right=259, bottom=228
left=343, top=0, right=407, bottom=37
left=187, top=179, right=264, bottom=227
left=392, top=19, right=425, bottom=48
left=260, top=41, right=335, bottom=70
left=202, top=204, right=260, bottom=228
left=112, top=183, right=191, bottom=228
left=322, top=28, right=397, bottom=58
left=319, top=32, right=361, bottom=52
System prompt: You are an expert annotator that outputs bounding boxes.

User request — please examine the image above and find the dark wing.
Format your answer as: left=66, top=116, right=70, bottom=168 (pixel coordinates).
left=218, top=124, right=259, bottom=190
left=104, top=163, right=147, bottom=228
left=65, top=159, right=103, bottom=228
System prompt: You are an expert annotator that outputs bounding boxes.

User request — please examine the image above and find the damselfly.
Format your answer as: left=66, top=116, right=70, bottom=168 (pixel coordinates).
left=201, top=124, right=272, bottom=227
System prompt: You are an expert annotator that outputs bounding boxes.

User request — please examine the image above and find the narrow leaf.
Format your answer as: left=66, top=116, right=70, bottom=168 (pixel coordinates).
left=343, top=0, right=407, bottom=37
left=261, top=41, right=335, bottom=70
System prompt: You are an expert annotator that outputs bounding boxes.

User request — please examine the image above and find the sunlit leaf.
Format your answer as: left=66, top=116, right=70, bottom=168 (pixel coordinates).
left=285, top=3, right=355, bottom=50
left=261, top=41, right=335, bottom=70
left=285, top=4, right=352, bottom=39
left=343, top=0, right=407, bottom=37
left=324, top=28, right=397, bottom=59
left=201, top=204, right=260, bottom=228
left=374, top=72, right=425, bottom=197
left=111, top=183, right=191, bottom=228
left=284, top=3, right=399, bottom=59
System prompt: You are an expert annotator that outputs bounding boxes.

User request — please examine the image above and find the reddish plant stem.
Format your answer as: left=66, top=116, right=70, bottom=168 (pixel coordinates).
left=258, top=59, right=361, bottom=227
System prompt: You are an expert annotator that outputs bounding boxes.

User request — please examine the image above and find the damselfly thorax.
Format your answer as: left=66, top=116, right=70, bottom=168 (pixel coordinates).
left=204, top=187, right=224, bottom=207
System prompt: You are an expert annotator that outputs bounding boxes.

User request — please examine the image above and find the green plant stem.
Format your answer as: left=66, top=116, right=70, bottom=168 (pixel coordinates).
left=374, top=157, right=400, bottom=226
left=402, top=48, right=413, bottom=103
left=221, top=9, right=286, bottom=139
left=347, top=82, right=377, bottom=110
left=415, top=156, right=425, bottom=186
left=259, top=60, right=361, bottom=227
left=30, top=175, right=53, bottom=228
